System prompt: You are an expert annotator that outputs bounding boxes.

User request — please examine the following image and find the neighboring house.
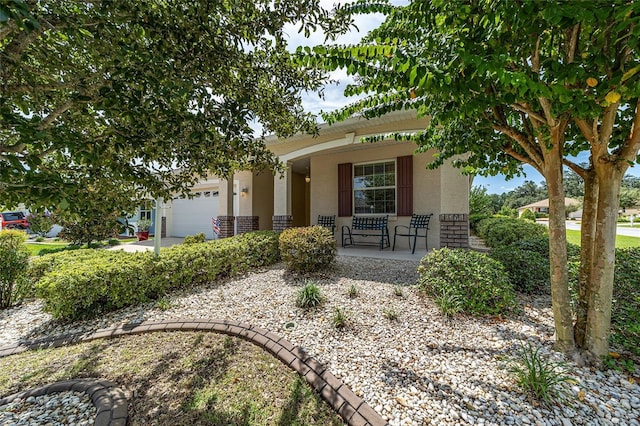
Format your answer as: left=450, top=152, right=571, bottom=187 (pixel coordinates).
left=159, top=110, right=471, bottom=250
left=518, top=198, right=581, bottom=217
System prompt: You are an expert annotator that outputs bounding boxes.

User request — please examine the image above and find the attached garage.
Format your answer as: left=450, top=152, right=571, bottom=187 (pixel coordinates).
left=169, top=187, right=240, bottom=239
left=171, top=190, right=220, bottom=239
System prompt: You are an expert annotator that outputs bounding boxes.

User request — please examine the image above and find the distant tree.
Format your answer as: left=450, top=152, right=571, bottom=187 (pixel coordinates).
left=520, top=208, right=537, bottom=222
left=619, top=188, right=640, bottom=211
left=502, top=181, right=547, bottom=209
left=469, top=186, right=495, bottom=216
left=26, top=212, right=56, bottom=237
left=622, top=175, right=640, bottom=189
left=563, top=168, right=585, bottom=199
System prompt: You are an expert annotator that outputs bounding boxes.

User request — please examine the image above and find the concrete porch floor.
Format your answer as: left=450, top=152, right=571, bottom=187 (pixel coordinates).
left=111, top=236, right=429, bottom=260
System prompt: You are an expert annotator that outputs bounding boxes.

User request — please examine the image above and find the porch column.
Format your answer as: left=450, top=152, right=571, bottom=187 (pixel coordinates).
left=218, top=177, right=235, bottom=238
left=439, top=158, right=470, bottom=249
left=272, top=165, right=293, bottom=232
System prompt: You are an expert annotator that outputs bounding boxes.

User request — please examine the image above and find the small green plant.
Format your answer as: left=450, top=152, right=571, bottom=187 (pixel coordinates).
left=393, top=286, right=404, bottom=297
left=347, top=284, right=358, bottom=298
left=155, top=298, right=173, bottom=311
left=108, top=238, right=121, bottom=246
left=35, top=236, right=45, bottom=242
left=296, top=282, right=324, bottom=309
left=433, top=287, right=463, bottom=317
left=137, top=219, right=152, bottom=232
left=183, top=233, right=206, bottom=244
left=509, top=344, right=571, bottom=405
left=383, top=308, right=399, bottom=321
left=332, top=307, right=348, bottom=329
left=602, top=354, right=636, bottom=374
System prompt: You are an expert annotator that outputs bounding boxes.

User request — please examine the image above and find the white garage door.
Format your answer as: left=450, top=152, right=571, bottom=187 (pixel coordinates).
left=171, top=188, right=240, bottom=239
left=172, top=191, right=220, bottom=239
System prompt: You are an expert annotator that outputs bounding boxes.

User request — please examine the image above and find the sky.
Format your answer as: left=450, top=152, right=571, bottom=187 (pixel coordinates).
left=280, top=1, right=640, bottom=195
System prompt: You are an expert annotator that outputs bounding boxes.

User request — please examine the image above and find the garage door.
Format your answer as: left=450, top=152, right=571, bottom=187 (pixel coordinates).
left=171, top=190, right=220, bottom=239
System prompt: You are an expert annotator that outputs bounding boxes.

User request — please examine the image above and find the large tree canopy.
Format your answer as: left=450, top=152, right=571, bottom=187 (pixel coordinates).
left=0, top=0, right=349, bottom=214
left=303, top=0, right=640, bottom=361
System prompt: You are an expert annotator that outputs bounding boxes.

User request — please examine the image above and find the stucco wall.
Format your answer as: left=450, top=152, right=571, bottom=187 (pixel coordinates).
left=310, top=143, right=453, bottom=250
left=251, top=170, right=274, bottom=230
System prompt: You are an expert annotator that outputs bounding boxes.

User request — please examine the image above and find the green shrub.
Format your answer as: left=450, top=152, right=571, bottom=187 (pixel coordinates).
left=490, top=236, right=580, bottom=294
left=509, top=344, right=570, bottom=405
left=35, top=236, right=45, bottom=242
left=58, top=212, right=121, bottom=246
left=611, top=248, right=640, bottom=355
left=108, top=238, right=121, bottom=246
left=296, top=282, right=323, bottom=309
left=33, top=231, right=281, bottom=320
left=36, top=250, right=160, bottom=320
left=383, top=307, right=399, bottom=321
left=0, top=230, right=30, bottom=308
left=475, top=217, right=547, bottom=248
left=183, top=233, right=206, bottom=244
left=279, top=226, right=336, bottom=272
left=469, top=213, right=492, bottom=233
left=347, top=284, right=359, bottom=298
left=520, top=208, right=537, bottom=222
left=418, top=248, right=516, bottom=315
left=497, top=206, right=518, bottom=218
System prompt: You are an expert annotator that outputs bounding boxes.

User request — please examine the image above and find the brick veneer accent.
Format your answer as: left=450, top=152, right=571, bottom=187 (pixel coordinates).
left=439, top=213, right=469, bottom=248
left=161, top=216, right=167, bottom=238
left=0, top=378, right=127, bottom=426
left=272, top=215, right=293, bottom=232
left=236, top=216, right=259, bottom=234
left=0, top=319, right=386, bottom=426
left=217, top=215, right=235, bottom=238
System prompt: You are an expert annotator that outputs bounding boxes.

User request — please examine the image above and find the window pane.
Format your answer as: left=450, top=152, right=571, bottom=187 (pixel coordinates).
left=352, top=161, right=396, bottom=215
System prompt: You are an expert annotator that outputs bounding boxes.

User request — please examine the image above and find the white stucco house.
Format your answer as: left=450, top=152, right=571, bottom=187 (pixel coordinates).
left=145, top=110, right=471, bottom=250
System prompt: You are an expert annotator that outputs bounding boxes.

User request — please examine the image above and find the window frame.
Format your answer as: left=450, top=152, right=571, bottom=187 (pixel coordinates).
left=352, top=159, right=397, bottom=216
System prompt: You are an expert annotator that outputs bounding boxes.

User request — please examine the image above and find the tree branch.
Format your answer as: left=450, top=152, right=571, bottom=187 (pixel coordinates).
left=574, top=117, right=595, bottom=144
left=492, top=123, right=545, bottom=170
left=38, top=100, right=74, bottom=130
left=510, top=103, right=546, bottom=123
left=618, top=100, right=640, bottom=162
left=565, top=23, right=580, bottom=64
left=563, top=158, right=587, bottom=179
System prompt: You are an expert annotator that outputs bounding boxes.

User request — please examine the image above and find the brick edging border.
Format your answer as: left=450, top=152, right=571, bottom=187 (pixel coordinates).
left=0, top=320, right=387, bottom=426
left=0, top=378, right=127, bottom=426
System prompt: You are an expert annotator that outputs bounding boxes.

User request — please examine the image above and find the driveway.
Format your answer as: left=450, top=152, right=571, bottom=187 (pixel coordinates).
left=562, top=220, right=640, bottom=238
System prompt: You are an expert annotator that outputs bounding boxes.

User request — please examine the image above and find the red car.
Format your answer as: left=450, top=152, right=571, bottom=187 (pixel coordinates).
left=0, top=211, right=29, bottom=230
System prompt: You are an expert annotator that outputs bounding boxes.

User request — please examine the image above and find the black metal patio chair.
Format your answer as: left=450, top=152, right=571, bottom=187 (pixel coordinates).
left=392, top=213, right=433, bottom=254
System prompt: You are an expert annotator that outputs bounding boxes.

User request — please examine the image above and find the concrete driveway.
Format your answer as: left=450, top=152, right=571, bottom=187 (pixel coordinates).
left=108, top=237, right=185, bottom=253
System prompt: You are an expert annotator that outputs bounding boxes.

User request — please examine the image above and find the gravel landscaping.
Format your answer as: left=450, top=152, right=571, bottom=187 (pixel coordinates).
left=1, top=256, right=639, bottom=426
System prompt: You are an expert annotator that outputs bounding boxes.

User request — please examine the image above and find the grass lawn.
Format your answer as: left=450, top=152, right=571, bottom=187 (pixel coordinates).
left=566, top=229, right=640, bottom=248
left=0, top=332, right=343, bottom=426
left=25, top=242, right=69, bottom=256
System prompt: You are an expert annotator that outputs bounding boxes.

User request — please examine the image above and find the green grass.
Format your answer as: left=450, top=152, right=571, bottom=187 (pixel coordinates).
left=566, top=229, right=640, bottom=248
left=0, top=333, right=344, bottom=426
left=25, top=242, right=69, bottom=256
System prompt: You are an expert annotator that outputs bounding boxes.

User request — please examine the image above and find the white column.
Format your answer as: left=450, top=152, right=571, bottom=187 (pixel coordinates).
left=273, top=165, right=292, bottom=216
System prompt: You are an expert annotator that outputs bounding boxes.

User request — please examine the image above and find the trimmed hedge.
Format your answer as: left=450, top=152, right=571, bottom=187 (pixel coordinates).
left=33, top=231, right=280, bottom=320
left=418, top=248, right=516, bottom=316
left=490, top=236, right=580, bottom=294
left=279, top=226, right=336, bottom=272
left=611, top=248, right=640, bottom=355
left=475, top=216, right=547, bottom=248
left=0, top=230, right=30, bottom=308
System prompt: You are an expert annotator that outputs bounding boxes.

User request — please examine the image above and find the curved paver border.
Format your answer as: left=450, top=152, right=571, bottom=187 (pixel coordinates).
left=0, top=378, right=127, bottom=426
left=0, top=319, right=387, bottom=426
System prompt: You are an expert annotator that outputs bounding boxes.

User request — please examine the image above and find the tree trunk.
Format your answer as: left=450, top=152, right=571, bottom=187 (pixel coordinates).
left=583, top=168, right=623, bottom=361
left=544, top=145, right=575, bottom=353
left=574, top=169, right=598, bottom=347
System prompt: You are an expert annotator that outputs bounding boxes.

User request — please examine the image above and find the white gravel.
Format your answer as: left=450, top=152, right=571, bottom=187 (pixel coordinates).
left=1, top=256, right=639, bottom=426
left=0, top=391, right=95, bottom=426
